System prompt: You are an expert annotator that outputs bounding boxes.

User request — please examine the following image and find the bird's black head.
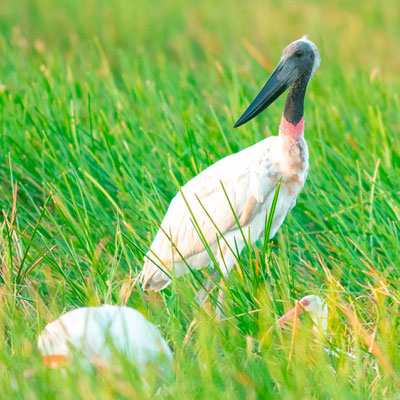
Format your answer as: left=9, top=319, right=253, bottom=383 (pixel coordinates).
left=234, top=36, right=320, bottom=128
left=280, top=38, right=319, bottom=81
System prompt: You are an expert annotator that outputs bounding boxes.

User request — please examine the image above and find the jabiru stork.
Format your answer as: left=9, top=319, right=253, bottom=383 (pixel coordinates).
left=141, top=36, right=321, bottom=293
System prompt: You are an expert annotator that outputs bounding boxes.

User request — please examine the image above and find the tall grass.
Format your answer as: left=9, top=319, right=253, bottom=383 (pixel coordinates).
left=0, top=0, right=399, bottom=397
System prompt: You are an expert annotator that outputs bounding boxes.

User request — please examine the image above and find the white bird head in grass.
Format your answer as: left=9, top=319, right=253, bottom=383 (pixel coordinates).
left=278, top=295, right=328, bottom=333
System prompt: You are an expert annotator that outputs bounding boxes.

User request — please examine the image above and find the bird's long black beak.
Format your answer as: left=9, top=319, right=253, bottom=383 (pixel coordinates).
left=234, top=60, right=293, bottom=128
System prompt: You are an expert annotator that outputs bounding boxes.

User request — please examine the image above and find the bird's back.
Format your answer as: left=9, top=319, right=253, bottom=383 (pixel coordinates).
left=38, top=305, right=172, bottom=370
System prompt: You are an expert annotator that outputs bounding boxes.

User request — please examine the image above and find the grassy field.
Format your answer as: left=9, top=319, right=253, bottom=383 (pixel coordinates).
left=0, top=0, right=399, bottom=398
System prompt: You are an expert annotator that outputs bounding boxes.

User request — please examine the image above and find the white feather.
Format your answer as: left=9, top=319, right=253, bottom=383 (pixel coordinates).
left=141, top=132, right=309, bottom=290
left=38, top=305, right=172, bottom=370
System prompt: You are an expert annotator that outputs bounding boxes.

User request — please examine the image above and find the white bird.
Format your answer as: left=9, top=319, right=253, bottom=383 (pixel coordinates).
left=278, top=294, right=328, bottom=333
left=277, top=295, right=394, bottom=382
left=276, top=295, right=349, bottom=359
left=38, top=305, right=172, bottom=371
left=277, top=295, right=365, bottom=360
left=141, top=36, right=321, bottom=292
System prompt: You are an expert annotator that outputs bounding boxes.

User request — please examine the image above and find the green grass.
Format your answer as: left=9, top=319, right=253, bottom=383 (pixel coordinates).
left=0, top=0, right=399, bottom=397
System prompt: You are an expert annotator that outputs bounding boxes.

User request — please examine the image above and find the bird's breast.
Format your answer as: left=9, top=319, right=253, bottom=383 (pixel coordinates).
left=272, top=136, right=309, bottom=187
left=244, top=136, right=309, bottom=239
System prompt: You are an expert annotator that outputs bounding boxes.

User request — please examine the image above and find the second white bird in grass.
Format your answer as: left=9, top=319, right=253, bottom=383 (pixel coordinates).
left=277, top=295, right=363, bottom=361
left=141, top=36, right=321, bottom=291
left=278, top=294, right=328, bottom=333
left=38, top=304, right=172, bottom=371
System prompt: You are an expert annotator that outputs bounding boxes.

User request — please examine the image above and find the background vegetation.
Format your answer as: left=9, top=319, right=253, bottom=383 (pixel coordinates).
left=0, top=0, right=399, bottom=397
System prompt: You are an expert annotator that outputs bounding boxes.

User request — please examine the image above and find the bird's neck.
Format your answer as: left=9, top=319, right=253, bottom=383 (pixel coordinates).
left=279, top=115, right=304, bottom=140
left=279, top=72, right=311, bottom=139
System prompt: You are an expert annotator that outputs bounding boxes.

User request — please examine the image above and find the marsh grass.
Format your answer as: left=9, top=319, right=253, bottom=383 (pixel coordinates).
left=0, top=0, right=399, bottom=398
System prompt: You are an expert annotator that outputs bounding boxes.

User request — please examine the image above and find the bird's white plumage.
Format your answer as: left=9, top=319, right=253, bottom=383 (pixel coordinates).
left=38, top=305, right=172, bottom=370
left=141, top=132, right=309, bottom=290
left=300, top=295, right=328, bottom=332
left=141, top=36, right=320, bottom=291
left=282, top=295, right=357, bottom=360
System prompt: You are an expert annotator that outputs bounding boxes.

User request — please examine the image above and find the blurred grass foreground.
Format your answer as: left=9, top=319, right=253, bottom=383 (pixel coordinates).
left=0, top=0, right=399, bottom=398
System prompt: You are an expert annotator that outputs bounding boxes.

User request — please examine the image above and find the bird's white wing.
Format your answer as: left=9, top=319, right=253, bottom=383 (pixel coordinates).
left=141, top=136, right=280, bottom=289
left=38, top=305, right=172, bottom=370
